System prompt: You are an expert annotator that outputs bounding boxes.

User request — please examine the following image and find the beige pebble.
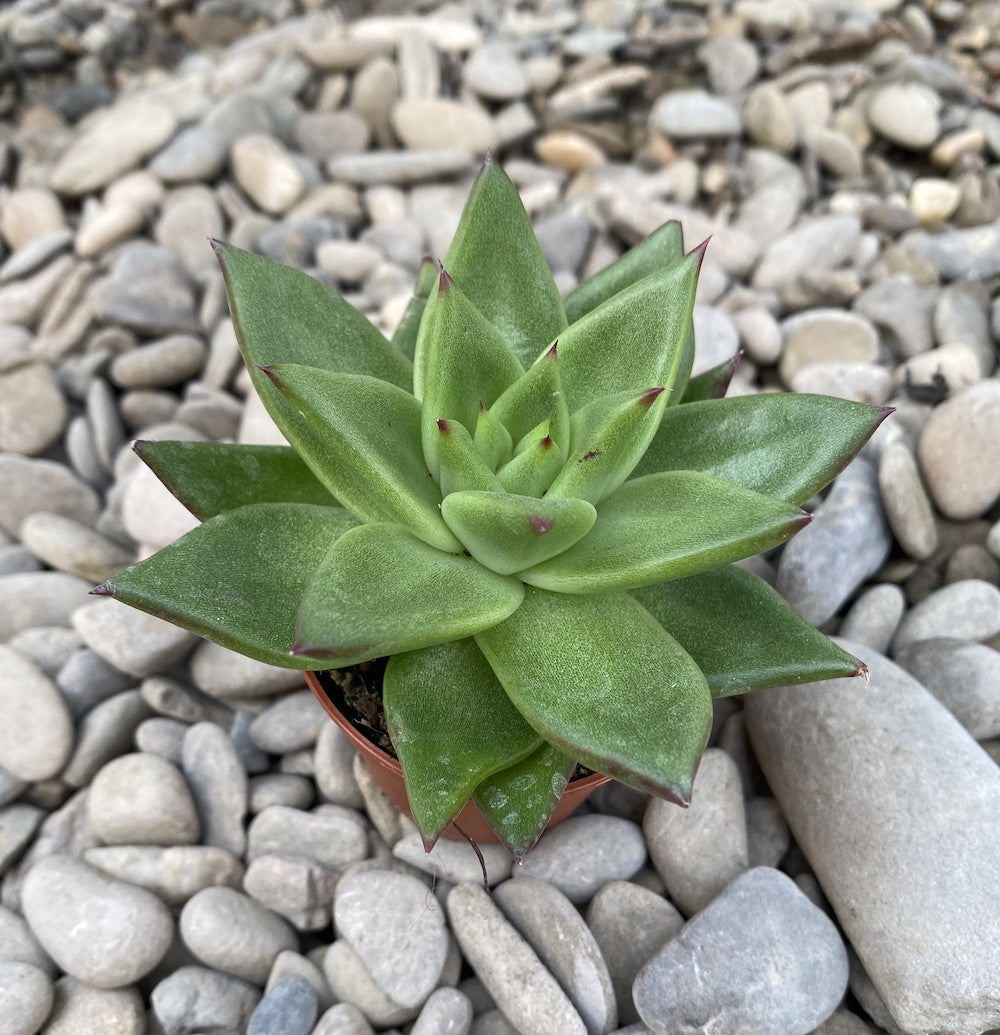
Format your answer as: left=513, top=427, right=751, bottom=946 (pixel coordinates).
left=931, top=128, right=985, bottom=169
left=75, top=204, right=147, bottom=258
left=909, top=178, right=961, bottom=227
left=898, top=345, right=980, bottom=401
left=878, top=440, right=939, bottom=560
left=534, top=131, right=606, bottom=174
left=779, top=309, right=878, bottom=385
left=867, top=83, right=940, bottom=151
left=0, top=363, right=68, bottom=456
left=390, top=98, right=497, bottom=154
left=230, top=135, right=305, bottom=216
left=0, top=187, right=65, bottom=249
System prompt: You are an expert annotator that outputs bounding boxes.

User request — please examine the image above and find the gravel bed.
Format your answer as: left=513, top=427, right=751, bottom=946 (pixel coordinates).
left=1, top=1, right=999, bottom=1033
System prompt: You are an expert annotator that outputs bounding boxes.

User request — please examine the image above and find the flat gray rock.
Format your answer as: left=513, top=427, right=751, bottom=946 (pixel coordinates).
left=322, top=940, right=418, bottom=1029
left=633, top=867, right=848, bottom=1035
left=0, top=456, right=99, bottom=539
left=247, top=804, right=368, bottom=871
left=334, top=869, right=449, bottom=1009
left=744, top=642, right=1000, bottom=1035
left=495, top=876, right=617, bottom=1034
left=247, top=974, right=318, bottom=1035
left=0, top=960, right=53, bottom=1035
left=182, top=721, right=248, bottom=857
left=410, top=986, right=474, bottom=1035
left=892, top=578, right=1000, bottom=650
left=0, top=572, right=94, bottom=640
left=42, top=976, right=144, bottom=1035
left=447, top=882, right=587, bottom=1035
left=245, top=854, right=338, bottom=931
left=392, top=824, right=512, bottom=886
left=151, top=965, right=260, bottom=1035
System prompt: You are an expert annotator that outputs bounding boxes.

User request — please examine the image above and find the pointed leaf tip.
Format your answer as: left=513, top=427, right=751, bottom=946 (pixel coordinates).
left=529, top=515, right=555, bottom=533
left=546, top=341, right=558, bottom=360
left=856, top=662, right=871, bottom=682
left=90, top=582, right=112, bottom=596
left=437, top=418, right=451, bottom=435
left=437, top=267, right=455, bottom=296
left=639, top=388, right=666, bottom=408
left=540, top=435, right=553, bottom=449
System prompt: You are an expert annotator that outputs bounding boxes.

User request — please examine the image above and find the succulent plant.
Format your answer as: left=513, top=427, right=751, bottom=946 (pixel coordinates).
left=97, top=156, right=887, bottom=856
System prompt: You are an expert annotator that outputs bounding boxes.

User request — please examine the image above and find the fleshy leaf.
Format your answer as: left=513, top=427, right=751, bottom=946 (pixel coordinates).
left=546, top=387, right=668, bottom=504
left=474, top=404, right=514, bottom=472
left=680, top=352, right=741, bottom=403
left=444, top=155, right=567, bottom=367
left=476, top=587, right=712, bottom=803
left=295, top=523, right=524, bottom=664
left=94, top=504, right=357, bottom=669
left=415, top=268, right=523, bottom=476
left=134, top=441, right=336, bottom=521
left=473, top=743, right=575, bottom=858
left=668, top=324, right=696, bottom=406
left=441, top=491, right=597, bottom=576
left=632, top=394, right=892, bottom=505
left=489, top=344, right=569, bottom=450
left=496, top=430, right=563, bottom=497
left=632, top=565, right=865, bottom=697
left=521, top=471, right=809, bottom=594
left=263, top=364, right=459, bottom=553
left=555, top=245, right=703, bottom=413
left=564, top=220, right=684, bottom=324
left=383, top=639, right=542, bottom=845
left=391, top=256, right=438, bottom=362
left=435, top=420, right=502, bottom=496
left=215, top=242, right=413, bottom=459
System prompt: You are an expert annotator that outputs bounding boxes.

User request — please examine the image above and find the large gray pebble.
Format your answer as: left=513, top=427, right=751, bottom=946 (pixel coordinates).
left=410, top=986, right=473, bottom=1035
left=838, top=584, right=906, bottom=653
left=182, top=721, right=248, bottom=856
left=0, top=904, right=53, bottom=974
left=901, top=224, right=1000, bottom=280
left=323, top=940, right=418, bottom=1028
left=494, top=876, right=617, bottom=1034
left=447, top=882, right=587, bottom=1035
left=249, top=688, right=327, bottom=754
left=149, top=124, right=229, bottom=183
left=893, top=579, right=1000, bottom=650
left=0, top=960, right=53, bottom=1035
left=41, top=976, right=144, bottom=1035
left=867, top=83, right=940, bottom=150
left=244, top=854, right=337, bottom=930
left=151, top=965, right=261, bottom=1035
left=643, top=748, right=748, bottom=916
left=0, top=805, right=45, bottom=876
left=190, top=639, right=306, bottom=698
left=751, top=215, right=860, bottom=293
left=744, top=641, right=1000, bottom=1035
left=878, top=440, right=939, bottom=560
left=0, top=455, right=99, bottom=538
left=777, top=458, right=892, bottom=626
left=852, top=275, right=937, bottom=359
left=650, top=90, right=741, bottom=139
left=0, top=364, right=67, bottom=456
left=21, top=855, right=173, bottom=988
left=20, top=512, right=131, bottom=582
left=514, top=815, right=646, bottom=904
left=586, top=882, right=684, bottom=1026
left=894, top=638, right=1000, bottom=741
left=180, top=885, right=297, bottom=984
left=61, top=690, right=152, bottom=788
left=0, top=646, right=74, bottom=781
left=0, top=572, right=94, bottom=640
left=248, top=804, right=368, bottom=871
left=633, top=867, right=847, bottom=1035
left=248, top=973, right=318, bottom=1035
left=335, top=869, right=449, bottom=1009
left=84, top=844, right=244, bottom=905
left=57, top=648, right=132, bottom=718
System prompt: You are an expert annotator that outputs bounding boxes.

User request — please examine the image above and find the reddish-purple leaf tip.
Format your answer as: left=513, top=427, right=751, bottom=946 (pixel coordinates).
left=545, top=341, right=558, bottom=360
left=90, top=582, right=112, bottom=596
left=437, top=418, right=451, bottom=435
left=529, top=515, right=555, bottom=534
left=854, top=661, right=871, bottom=682
left=438, top=266, right=455, bottom=296
left=540, top=435, right=553, bottom=450
left=638, top=387, right=666, bottom=408
left=483, top=148, right=495, bottom=166
left=256, top=365, right=281, bottom=387
left=691, top=236, right=711, bottom=269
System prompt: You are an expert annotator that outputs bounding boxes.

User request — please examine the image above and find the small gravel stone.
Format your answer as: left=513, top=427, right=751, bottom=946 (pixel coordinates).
left=149, top=125, right=229, bottom=184
left=909, top=177, right=961, bottom=226
left=392, top=826, right=512, bottom=886
left=745, top=642, right=1000, bottom=1035
left=752, top=215, right=860, bottom=293
left=777, top=458, right=892, bottom=626
left=0, top=646, right=74, bottom=781
left=250, top=772, right=314, bottom=812
left=0, top=572, right=94, bottom=640
left=248, top=804, right=368, bottom=871
left=643, top=749, right=748, bottom=916
left=495, top=876, right=617, bottom=1034
left=190, top=640, right=306, bottom=698
left=852, top=275, right=937, bottom=359
left=902, top=223, right=1000, bottom=280
left=244, top=854, right=338, bottom=930
left=779, top=309, right=878, bottom=385
left=231, top=134, right=306, bottom=216
left=316, top=240, right=381, bottom=284
left=0, top=456, right=99, bottom=537
left=893, top=579, right=1000, bottom=650
left=448, top=882, right=587, bottom=1035
left=314, top=722, right=363, bottom=809
left=409, top=987, right=473, bottom=1034
left=61, top=689, right=151, bottom=789
left=0, top=904, right=52, bottom=973
left=513, top=815, right=646, bottom=904
left=867, top=83, right=941, bottom=150
left=84, top=844, right=244, bottom=906
left=0, top=960, right=54, bottom=1035
left=248, top=974, right=318, bottom=1035
left=323, top=939, right=418, bottom=1028
left=838, top=584, right=906, bottom=654
left=19, top=512, right=132, bottom=582
left=88, top=752, right=200, bottom=846
left=894, top=638, right=1000, bottom=741
left=72, top=597, right=197, bottom=678
left=110, top=333, right=207, bottom=389
left=313, top=1001, right=378, bottom=1034
left=745, top=795, right=792, bottom=869
left=249, top=688, right=327, bottom=754
left=182, top=721, right=249, bottom=857
left=180, top=885, right=297, bottom=984
left=651, top=90, right=741, bottom=139
left=633, top=867, right=848, bottom=1035
left=0, top=187, right=65, bottom=250
left=878, top=440, right=939, bottom=560
left=327, top=149, right=474, bottom=186
left=0, top=363, right=67, bottom=455
left=155, top=186, right=225, bottom=283
left=464, top=41, right=528, bottom=100
left=151, top=965, right=260, bottom=1035
left=41, top=976, right=144, bottom=1035
left=21, top=855, right=173, bottom=988
left=391, top=98, right=498, bottom=153
left=918, top=380, right=1000, bottom=520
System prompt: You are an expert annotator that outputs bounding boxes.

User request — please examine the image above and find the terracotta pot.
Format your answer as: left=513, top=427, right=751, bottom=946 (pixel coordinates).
left=305, top=669, right=608, bottom=845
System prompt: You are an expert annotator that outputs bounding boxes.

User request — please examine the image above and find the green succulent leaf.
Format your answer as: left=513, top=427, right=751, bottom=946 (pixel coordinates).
left=564, top=220, right=684, bottom=324
left=134, top=441, right=336, bottom=521
left=95, top=503, right=357, bottom=669
left=668, top=324, right=696, bottom=406
left=263, top=364, right=459, bottom=553
left=632, top=565, right=865, bottom=697
left=435, top=420, right=503, bottom=496
left=215, top=242, right=413, bottom=461
left=489, top=344, right=570, bottom=450
left=476, top=587, right=712, bottom=803
left=391, top=256, right=438, bottom=362
left=295, top=523, right=524, bottom=664
left=546, top=387, right=668, bottom=505
left=680, top=352, right=741, bottom=404
left=496, top=429, right=563, bottom=497
left=521, top=471, right=809, bottom=594
left=383, top=638, right=542, bottom=845
left=441, top=491, right=597, bottom=576
left=633, top=394, right=892, bottom=505
left=473, top=404, right=514, bottom=472
left=555, top=244, right=703, bottom=413
left=444, top=155, right=567, bottom=368
left=473, top=743, right=575, bottom=858
left=415, top=268, right=523, bottom=476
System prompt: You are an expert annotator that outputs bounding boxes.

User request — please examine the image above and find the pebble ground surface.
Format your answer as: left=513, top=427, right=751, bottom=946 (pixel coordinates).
left=1, top=1, right=999, bottom=1033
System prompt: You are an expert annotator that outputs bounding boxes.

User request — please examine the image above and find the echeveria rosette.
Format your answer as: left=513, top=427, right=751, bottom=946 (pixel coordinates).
left=97, top=156, right=887, bottom=857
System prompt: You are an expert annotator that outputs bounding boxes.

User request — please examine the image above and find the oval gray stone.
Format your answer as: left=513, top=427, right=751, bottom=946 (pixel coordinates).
left=247, top=973, right=318, bottom=1035
left=0, top=960, right=53, bottom=1035
left=893, top=579, right=1000, bottom=650
left=0, top=456, right=100, bottom=539
left=248, top=804, right=368, bottom=871
left=322, top=940, right=418, bottom=1028
left=41, top=976, right=144, bottom=1035
left=182, top=721, right=248, bottom=857
left=21, top=855, right=174, bottom=988
left=633, top=867, right=847, bottom=1035
left=744, top=642, right=1000, bottom=1035
left=0, top=572, right=94, bottom=640
left=151, top=965, right=260, bottom=1035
